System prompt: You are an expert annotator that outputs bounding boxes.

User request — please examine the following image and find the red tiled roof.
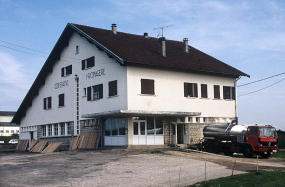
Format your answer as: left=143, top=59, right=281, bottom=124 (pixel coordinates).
left=72, top=23, right=249, bottom=77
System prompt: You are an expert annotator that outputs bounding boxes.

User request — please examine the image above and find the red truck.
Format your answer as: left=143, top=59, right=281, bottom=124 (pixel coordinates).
left=201, top=122, right=278, bottom=158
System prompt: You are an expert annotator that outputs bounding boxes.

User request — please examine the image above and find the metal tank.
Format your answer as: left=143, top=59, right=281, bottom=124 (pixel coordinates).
left=203, top=123, right=247, bottom=141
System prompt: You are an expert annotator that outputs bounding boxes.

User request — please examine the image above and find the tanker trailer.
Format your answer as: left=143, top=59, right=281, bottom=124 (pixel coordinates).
left=201, top=123, right=278, bottom=158
left=202, top=123, right=247, bottom=155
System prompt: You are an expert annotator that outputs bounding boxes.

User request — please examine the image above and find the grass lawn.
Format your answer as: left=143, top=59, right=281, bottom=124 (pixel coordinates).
left=189, top=171, right=285, bottom=187
left=271, top=150, right=285, bottom=160
left=0, top=135, right=19, bottom=143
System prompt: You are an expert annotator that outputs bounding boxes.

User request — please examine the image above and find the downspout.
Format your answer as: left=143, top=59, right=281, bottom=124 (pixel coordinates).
left=234, top=76, right=241, bottom=124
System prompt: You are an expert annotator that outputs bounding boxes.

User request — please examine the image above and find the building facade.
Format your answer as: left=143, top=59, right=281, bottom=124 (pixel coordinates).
left=0, top=111, right=19, bottom=136
left=12, top=23, right=249, bottom=149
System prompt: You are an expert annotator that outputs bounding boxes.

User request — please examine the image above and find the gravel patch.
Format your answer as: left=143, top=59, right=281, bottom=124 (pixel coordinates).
left=2, top=148, right=283, bottom=187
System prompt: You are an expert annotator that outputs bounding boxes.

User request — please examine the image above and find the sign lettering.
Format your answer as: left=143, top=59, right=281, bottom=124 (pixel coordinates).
left=86, top=68, right=106, bottom=80
left=54, top=80, right=68, bottom=89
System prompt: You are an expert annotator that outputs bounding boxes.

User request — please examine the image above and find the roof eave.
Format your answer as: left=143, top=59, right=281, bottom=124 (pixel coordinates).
left=68, top=23, right=124, bottom=65
left=124, top=60, right=249, bottom=78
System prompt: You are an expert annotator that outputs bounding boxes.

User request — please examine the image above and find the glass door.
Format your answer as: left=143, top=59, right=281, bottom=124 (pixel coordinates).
left=133, top=121, right=146, bottom=145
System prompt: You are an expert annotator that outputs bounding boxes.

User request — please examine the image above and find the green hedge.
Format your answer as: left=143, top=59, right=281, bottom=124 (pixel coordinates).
left=278, top=134, right=285, bottom=149
left=0, top=135, right=19, bottom=143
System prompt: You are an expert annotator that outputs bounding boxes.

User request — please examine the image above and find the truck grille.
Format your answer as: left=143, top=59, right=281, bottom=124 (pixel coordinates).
left=260, top=142, right=277, bottom=146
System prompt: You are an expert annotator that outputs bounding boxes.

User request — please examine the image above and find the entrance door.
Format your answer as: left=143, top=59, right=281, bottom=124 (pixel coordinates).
left=177, top=125, right=183, bottom=144
left=30, top=131, right=34, bottom=141
left=133, top=121, right=146, bottom=145
left=172, top=124, right=185, bottom=144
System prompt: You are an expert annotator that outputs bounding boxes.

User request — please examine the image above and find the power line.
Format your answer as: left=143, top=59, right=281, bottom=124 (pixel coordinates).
left=238, top=77, right=285, bottom=97
left=0, top=39, right=81, bottom=61
left=0, top=44, right=47, bottom=58
left=238, top=71, right=285, bottom=87
left=0, top=39, right=48, bottom=54
left=0, top=44, right=111, bottom=64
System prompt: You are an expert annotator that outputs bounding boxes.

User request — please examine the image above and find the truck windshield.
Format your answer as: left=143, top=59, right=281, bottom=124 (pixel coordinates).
left=259, top=127, right=276, bottom=137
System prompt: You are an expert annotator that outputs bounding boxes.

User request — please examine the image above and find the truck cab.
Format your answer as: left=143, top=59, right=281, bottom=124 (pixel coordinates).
left=243, top=125, right=278, bottom=158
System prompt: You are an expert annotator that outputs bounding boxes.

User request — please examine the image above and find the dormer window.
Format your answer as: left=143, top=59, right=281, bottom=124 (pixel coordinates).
left=82, top=56, right=95, bottom=70
left=61, top=65, right=72, bottom=77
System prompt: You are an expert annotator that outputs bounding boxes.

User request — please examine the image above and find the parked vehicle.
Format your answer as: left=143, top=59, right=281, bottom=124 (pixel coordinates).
left=200, top=121, right=278, bottom=158
left=0, top=141, right=4, bottom=144
left=8, top=139, right=18, bottom=144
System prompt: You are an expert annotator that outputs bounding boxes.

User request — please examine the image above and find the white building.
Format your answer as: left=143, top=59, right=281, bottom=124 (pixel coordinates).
left=12, top=23, right=249, bottom=149
left=0, top=111, right=19, bottom=136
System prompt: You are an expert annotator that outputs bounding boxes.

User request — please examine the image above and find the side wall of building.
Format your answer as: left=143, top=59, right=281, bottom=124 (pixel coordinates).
left=127, top=66, right=237, bottom=120
left=19, top=32, right=128, bottom=141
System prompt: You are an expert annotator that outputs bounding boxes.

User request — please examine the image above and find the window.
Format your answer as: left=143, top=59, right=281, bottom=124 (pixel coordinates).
left=188, top=117, right=192, bottom=122
left=223, top=86, right=235, bottom=100
left=93, top=84, right=103, bottom=100
left=67, top=122, right=71, bottom=135
left=48, top=124, right=52, bottom=136
left=201, top=84, right=208, bottom=98
left=141, top=79, right=155, bottom=95
left=105, top=118, right=125, bottom=136
left=11, top=130, right=14, bottom=133
left=16, top=130, right=19, bottom=133
left=155, top=118, right=163, bottom=134
left=82, top=56, right=95, bottom=70
left=249, top=127, right=258, bottom=136
left=147, top=117, right=155, bottom=135
left=58, top=94, right=65, bottom=107
left=42, top=125, right=46, bottom=136
left=61, top=65, right=72, bottom=77
left=0, top=130, right=3, bottom=133
left=60, top=123, right=65, bottom=135
left=184, top=82, right=198, bottom=97
left=43, top=97, right=52, bottom=110
left=214, top=85, right=220, bottom=99
left=54, top=124, right=58, bottom=136
left=147, top=117, right=163, bottom=135
left=76, top=45, right=79, bottom=54
left=109, top=80, right=117, bottom=97
left=6, top=130, right=9, bottom=133
left=83, top=88, right=87, bottom=97
left=196, top=117, right=200, bottom=123
left=133, top=122, right=138, bottom=135
left=87, top=84, right=103, bottom=101
left=260, top=127, right=276, bottom=137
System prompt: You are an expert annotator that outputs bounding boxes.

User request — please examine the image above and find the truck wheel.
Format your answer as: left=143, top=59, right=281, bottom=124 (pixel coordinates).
left=243, top=145, right=253, bottom=158
left=260, top=152, right=270, bottom=159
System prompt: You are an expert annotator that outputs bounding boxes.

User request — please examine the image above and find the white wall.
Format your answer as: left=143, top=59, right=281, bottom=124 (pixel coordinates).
left=0, top=116, right=13, bottom=122
left=127, top=66, right=237, bottom=118
left=20, top=32, right=128, bottom=129
left=0, top=126, right=19, bottom=136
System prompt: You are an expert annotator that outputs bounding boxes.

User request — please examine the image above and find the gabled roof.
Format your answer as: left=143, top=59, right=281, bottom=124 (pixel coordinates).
left=12, top=23, right=249, bottom=124
left=71, top=23, right=249, bottom=77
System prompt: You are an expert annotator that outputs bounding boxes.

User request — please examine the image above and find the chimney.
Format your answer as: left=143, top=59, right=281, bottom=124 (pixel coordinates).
left=144, top=32, right=148, bottom=38
left=111, top=24, right=117, bottom=34
left=183, top=38, right=188, bottom=53
left=158, top=37, right=166, bottom=57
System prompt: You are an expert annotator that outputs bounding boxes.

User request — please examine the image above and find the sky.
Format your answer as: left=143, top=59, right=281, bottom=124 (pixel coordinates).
left=0, top=0, right=284, bottom=130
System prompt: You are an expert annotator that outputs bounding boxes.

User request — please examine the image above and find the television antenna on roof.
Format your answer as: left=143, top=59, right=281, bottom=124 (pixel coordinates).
left=153, top=24, right=174, bottom=37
